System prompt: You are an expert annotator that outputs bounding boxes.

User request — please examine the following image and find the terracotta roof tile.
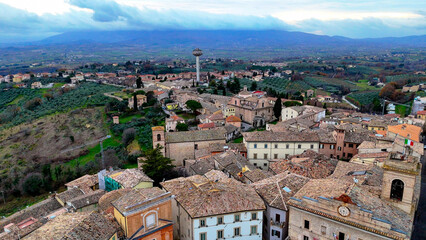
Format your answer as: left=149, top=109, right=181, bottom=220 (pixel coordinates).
left=25, top=212, right=117, bottom=240
left=270, top=151, right=338, bottom=178
left=107, top=169, right=153, bottom=189
left=226, top=115, right=242, bottom=122
left=253, top=172, right=310, bottom=211
left=387, top=124, right=422, bottom=142
left=161, top=170, right=265, bottom=218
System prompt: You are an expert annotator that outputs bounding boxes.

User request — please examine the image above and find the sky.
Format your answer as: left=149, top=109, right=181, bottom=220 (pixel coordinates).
left=0, top=0, right=425, bottom=42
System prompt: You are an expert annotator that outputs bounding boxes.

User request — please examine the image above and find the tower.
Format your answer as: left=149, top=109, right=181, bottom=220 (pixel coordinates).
left=380, top=152, right=421, bottom=214
left=151, top=126, right=165, bottom=156
left=192, top=48, right=203, bottom=86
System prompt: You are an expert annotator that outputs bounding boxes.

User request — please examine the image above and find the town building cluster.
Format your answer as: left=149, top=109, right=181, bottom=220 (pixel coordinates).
left=1, top=64, right=425, bottom=240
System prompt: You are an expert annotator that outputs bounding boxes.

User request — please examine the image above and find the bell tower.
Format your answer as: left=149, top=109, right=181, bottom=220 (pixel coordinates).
left=380, top=152, right=421, bottom=214
left=151, top=126, right=165, bottom=156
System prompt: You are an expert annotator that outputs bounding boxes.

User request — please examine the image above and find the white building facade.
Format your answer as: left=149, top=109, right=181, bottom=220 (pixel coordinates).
left=193, top=211, right=263, bottom=240
left=245, top=141, right=319, bottom=170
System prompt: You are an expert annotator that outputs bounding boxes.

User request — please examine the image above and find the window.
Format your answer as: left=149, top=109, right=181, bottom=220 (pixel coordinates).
left=217, top=230, right=224, bottom=239
left=303, top=236, right=309, bottom=240
left=274, top=144, right=278, bottom=148
left=272, top=230, right=281, bottom=238
left=253, top=153, right=257, bottom=159
left=234, top=214, right=240, bottom=222
left=304, top=220, right=310, bottom=229
left=264, top=153, right=268, bottom=159
left=253, top=163, right=257, bottom=166
left=264, top=144, right=268, bottom=148
left=274, top=154, right=278, bottom=159
left=348, top=153, right=353, bottom=158
left=217, top=216, right=223, bottom=224
left=320, top=144, right=324, bottom=149
left=286, top=144, right=289, bottom=149
left=275, top=214, right=281, bottom=222
left=156, top=134, right=161, bottom=141
left=200, top=219, right=206, bottom=227
left=285, top=154, right=289, bottom=159
left=234, top=227, right=241, bottom=236
left=250, top=225, right=257, bottom=235
left=339, top=232, right=345, bottom=240
left=310, top=144, right=314, bottom=149
left=251, top=212, right=257, bottom=220
left=298, top=144, right=302, bottom=149
left=146, top=213, right=156, bottom=229
left=330, top=145, right=335, bottom=149
left=194, top=144, right=198, bottom=150
left=200, top=232, right=207, bottom=240
left=254, top=144, right=257, bottom=148
left=321, top=226, right=327, bottom=235
left=349, top=143, right=354, bottom=148
left=338, top=146, right=342, bottom=151
left=390, top=179, right=404, bottom=201
left=263, top=163, right=267, bottom=166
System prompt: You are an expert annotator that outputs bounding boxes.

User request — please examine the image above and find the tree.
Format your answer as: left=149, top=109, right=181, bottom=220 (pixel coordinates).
left=136, top=77, right=143, bottom=88
left=176, top=123, right=188, bottom=131
left=21, top=173, right=44, bottom=196
left=185, top=100, right=202, bottom=113
left=250, top=81, right=257, bottom=91
left=372, top=98, right=382, bottom=112
left=133, top=94, right=138, bottom=110
left=25, top=97, right=42, bottom=110
left=141, top=145, right=175, bottom=183
left=122, top=128, right=136, bottom=146
left=273, top=97, right=282, bottom=119
left=101, top=149, right=122, bottom=169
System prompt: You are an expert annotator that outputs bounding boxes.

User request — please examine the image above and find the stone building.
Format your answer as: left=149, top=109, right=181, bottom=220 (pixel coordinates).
left=128, top=94, right=147, bottom=109
left=228, top=86, right=274, bottom=126
left=287, top=153, right=421, bottom=240
left=161, top=170, right=266, bottom=240
left=152, top=127, right=226, bottom=166
left=225, top=115, right=242, bottom=130
left=242, top=131, right=320, bottom=170
left=253, top=173, right=310, bottom=240
left=281, top=105, right=325, bottom=122
left=165, top=115, right=185, bottom=132
left=112, top=187, right=173, bottom=240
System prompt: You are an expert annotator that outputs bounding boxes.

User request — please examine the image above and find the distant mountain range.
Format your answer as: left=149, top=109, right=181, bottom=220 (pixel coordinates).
left=35, top=30, right=426, bottom=48
left=0, top=30, right=424, bottom=62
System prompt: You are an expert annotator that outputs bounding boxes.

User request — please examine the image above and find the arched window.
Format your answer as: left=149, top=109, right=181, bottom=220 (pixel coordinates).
left=390, top=179, right=404, bottom=201
left=145, top=212, right=157, bottom=229
left=157, top=134, right=161, bottom=141
left=262, top=102, right=264, bottom=108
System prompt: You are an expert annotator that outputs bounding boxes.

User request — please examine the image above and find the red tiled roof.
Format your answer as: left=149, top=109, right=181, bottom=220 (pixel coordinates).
left=226, top=115, right=241, bottom=122
left=198, top=122, right=215, bottom=129
left=171, top=115, right=184, bottom=121
left=417, top=110, right=426, bottom=115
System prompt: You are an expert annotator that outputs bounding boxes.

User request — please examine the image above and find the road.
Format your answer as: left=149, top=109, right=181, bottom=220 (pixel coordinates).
left=412, top=145, right=426, bottom=239
left=104, top=92, right=123, bottom=101
left=342, top=95, right=359, bottom=110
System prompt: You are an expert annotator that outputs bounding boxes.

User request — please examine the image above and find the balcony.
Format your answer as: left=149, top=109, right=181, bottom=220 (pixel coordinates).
left=270, top=218, right=285, bottom=228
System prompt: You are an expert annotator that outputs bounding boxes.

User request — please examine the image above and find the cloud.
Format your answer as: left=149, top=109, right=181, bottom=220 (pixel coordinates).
left=296, top=17, right=426, bottom=38
left=0, top=0, right=424, bottom=42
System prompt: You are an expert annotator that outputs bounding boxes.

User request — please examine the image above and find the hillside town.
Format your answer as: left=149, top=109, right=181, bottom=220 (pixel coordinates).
left=0, top=52, right=426, bottom=240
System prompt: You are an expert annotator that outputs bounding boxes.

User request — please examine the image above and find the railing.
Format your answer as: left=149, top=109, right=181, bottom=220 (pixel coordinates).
left=270, top=218, right=285, bottom=228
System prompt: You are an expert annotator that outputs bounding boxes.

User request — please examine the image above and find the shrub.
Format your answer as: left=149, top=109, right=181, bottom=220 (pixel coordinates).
left=21, top=173, right=44, bottom=196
